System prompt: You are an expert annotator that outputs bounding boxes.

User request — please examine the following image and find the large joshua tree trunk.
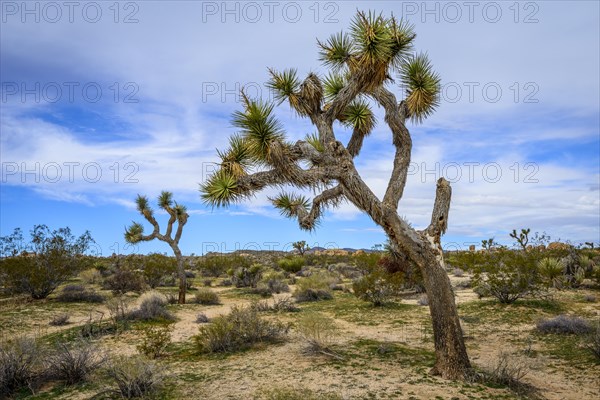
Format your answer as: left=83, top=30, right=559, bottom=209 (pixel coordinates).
left=202, top=11, right=471, bottom=379
left=172, top=246, right=187, bottom=304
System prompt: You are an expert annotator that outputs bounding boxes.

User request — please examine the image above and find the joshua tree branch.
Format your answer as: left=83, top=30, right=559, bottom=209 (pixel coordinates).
left=295, top=185, right=345, bottom=230
left=421, top=178, right=452, bottom=242
left=324, top=75, right=364, bottom=127
left=371, top=87, right=412, bottom=209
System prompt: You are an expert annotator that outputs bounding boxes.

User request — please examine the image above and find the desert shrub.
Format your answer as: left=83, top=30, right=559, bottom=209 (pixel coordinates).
left=378, top=254, right=423, bottom=290
left=453, top=279, right=472, bottom=289
left=136, top=325, right=172, bottom=359
left=106, top=296, right=132, bottom=325
left=0, top=336, right=43, bottom=397
left=79, top=268, right=102, bottom=284
left=294, top=273, right=333, bottom=303
left=471, top=249, right=542, bottom=304
left=129, top=292, right=174, bottom=321
left=220, top=279, right=233, bottom=287
left=142, top=253, right=176, bottom=288
left=483, top=351, right=534, bottom=396
left=56, top=285, right=105, bottom=303
left=46, top=340, right=105, bottom=385
left=296, top=313, right=340, bottom=357
left=277, top=257, right=305, bottom=274
left=417, top=294, right=429, bottom=306
left=195, top=313, right=210, bottom=323
left=352, top=267, right=403, bottom=306
left=231, top=264, right=263, bottom=288
left=249, top=283, right=273, bottom=297
left=256, top=387, right=342, bottom=400
left=203, top=278, right=213, bottom=287
left=267, top=279, right=290, bottom=294
left=105, top=356, right=165, bottom=399
left=164, top=292, right=178, bottom=304
left=591, top=265, right=600, bottom=285
left=252, top=297, right=299, bottom=313
left=49, top=313, right=70, bottom=326
left=103, top=268, right=146, bottom=295
left=194, top=306, right=289, bottom=353
left=585, top=326, right=600, bottom=360
left=538, top=257, right=564, bottom=288
left=583, top=294, right=597, bottom=303
left=194, top=288, right=220, bottom=305
left=196, top=254, right=251, bottom=277
left=536, top=315, right=593, bottom=335
left=453, top=268, right=465, bottom=277
left=0, top=226, right=95, bottom=299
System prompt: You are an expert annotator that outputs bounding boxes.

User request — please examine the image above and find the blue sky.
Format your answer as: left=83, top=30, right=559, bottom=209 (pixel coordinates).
left=1, top=1, right=599, bottom=255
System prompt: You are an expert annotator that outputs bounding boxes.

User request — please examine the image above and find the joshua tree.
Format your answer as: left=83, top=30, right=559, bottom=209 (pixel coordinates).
left=201, top=11, right=470, bottom=378
left=292, top=240, right=310, bottom=256
left=125, top=191, right=189, bottom=304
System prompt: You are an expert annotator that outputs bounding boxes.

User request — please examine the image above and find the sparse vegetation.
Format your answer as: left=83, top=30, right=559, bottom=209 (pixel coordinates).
left=536, top=315, right=593, bottom=335
left=129, top=292, right=175, bottom=321
left=46, top=340, right=105, bottom=385
left=105, top=355, right=165, bottom=399
left=194, top=288, right=221, bottom=305
left=136, top=325, right=172, bottom=359
left=194, top=306, right=290, bottom=353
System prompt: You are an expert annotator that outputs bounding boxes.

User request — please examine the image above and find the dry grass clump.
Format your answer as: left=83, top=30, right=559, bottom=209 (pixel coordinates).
left=194, top=306, right=290, bottom=353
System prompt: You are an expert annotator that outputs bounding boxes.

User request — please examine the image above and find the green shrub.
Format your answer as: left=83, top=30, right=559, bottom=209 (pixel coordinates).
left=0, top=225, right=95, bottom=299
left=129, top=292, right=175, bottom=321
left=103, top=268, right=146, bottom=295
left=105, top=356, right=165, bottom=399
left=136, top=325, right=172, bottom=359
left=196, top=254, right=252, bottom=277
left=277, top=257, right=305, bottom=273
left=538, top=257, right=564, bottom=288
left=293, top=273, right=334, bottom=302
left=194, top=288, right=221, bottom=305
left=231, top=264, right=263, bottom=288
left=194, top=306, right=289, bottom=353
left=471, top=249, right=543, bottom=304
left=352, top=268, right=403, bottom=306
left=142, top=253, right=176, bottom=288
left=79, top=268, right=102, bottom=284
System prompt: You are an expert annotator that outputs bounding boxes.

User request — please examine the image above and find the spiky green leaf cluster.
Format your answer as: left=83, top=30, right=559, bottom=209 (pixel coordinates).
left=270, top=192, right=310, bottom=218
left=232, top=98, right=285, bottom=162
left=318, top=11, right=416, bottom=94
left=350, top=11, right=394, bottom=65
left=318, top=32, right=352, bottom=70
left=266, top=68, right=300, bottom=105
left=174, top=203, right=188, bottom=223
left=400, top=53, right=441, bottom=123
left=323, top=72, right=347, bottom=102
left=158, top=191, right=173, bottom=209
left=305, top=132, right=324, bottom=152
left=342, top=99, right=376, bottom=135
left=200, top=170, right=240, bottom=208
left=124, top=222, right=144, bottom=244
left=135, top=195, right=153, bottom=219
left=217, top=134, right=253, bottom=177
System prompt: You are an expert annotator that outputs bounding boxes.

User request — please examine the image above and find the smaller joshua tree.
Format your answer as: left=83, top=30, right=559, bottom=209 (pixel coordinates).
left=125, top=191, right=189, bottom=303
